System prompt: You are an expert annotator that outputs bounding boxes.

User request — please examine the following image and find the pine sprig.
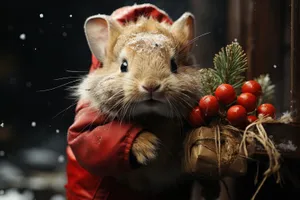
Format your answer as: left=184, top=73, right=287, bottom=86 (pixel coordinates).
left=199, top=41, right=248, bottom=96
left=212, top=42, right=248, bottom=89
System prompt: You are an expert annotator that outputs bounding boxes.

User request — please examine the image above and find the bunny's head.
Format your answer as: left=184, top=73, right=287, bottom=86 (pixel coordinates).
left=77, top=12, right=203, bottom=121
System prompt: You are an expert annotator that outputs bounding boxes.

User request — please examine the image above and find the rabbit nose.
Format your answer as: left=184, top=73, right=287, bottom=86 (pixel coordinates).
left=142, top=84, right=161, bottom=93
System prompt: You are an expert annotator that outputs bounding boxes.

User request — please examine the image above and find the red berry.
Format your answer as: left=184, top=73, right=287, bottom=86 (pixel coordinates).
left=242, top=80, right=262, bottom=97
left=237, top=92, right=257, bottom=112
left=215, top=84, right=236, bottom=105
left=247, top=115, right=258, bottom=123
left=189, top=106, right=205, bottom=127
left=199, top=95, right=219, bottom=117
left=257, top=103, right=276, bottom=118
left=227, top=105, right=247, bottom=126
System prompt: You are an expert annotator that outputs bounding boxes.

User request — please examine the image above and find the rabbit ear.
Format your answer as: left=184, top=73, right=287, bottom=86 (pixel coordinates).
left=171, top=12, right=195, bottom=52
left=84, top=15, right=121, bottom=62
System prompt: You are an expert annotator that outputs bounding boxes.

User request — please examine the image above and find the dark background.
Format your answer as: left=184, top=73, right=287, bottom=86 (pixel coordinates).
left=0, top=0, right=299, bottom=200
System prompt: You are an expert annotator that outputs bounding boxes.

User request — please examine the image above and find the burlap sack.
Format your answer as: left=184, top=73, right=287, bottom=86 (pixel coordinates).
left=184, top=126, right=255, bottom=178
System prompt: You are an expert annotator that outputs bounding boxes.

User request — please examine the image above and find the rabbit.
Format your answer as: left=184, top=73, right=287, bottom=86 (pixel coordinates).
left=74, top=12, right=205, bottom=192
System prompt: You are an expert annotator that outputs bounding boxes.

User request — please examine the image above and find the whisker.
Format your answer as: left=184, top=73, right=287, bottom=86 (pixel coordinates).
left=36, top=79, right=81, bottom=92
left=102, top=96, right=126, bottom=124
left=119, top=94, right=137, bottom=124
left=166, top=98, right=175, bottom=118
left=103, top=92, right=125, bottom=115
left=188, top=64, right=201, bottom=68
left=129, top=101, right=138, bottom=123
left=120, top=105, right=130, bottom=124
left=88, top=111, right=104, bottom=132
left=179, top=32, right=211, bottom=53
left=65, top=69, right=88, bottom=73
left=168, top=96, right=184, bottom=128
left=101, top=113, right=112, bottom=126
left=117, top=101, right=128, bottom=125
left=168, top=98, right=180, bottom=120
left=176, top=93, right=196, bottom=108
left=52, top=102, right=78, bottom=119
left=78, top=111, right=101, bottom=134
left=54, top=76, right=82, bottom=81
left=107, top=90, right=124, bottom=102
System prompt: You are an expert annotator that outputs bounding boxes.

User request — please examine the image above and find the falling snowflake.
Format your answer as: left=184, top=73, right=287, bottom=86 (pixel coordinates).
left=0, top=122, right=4, bottom=127
left=19, top=33, right=26, bottom=40
left=0, top=151, right=4, bottom=156
left=56, top=129, right=60, bottom=133
left=273, top=64, right=277, bottom=68
left=58, top=155, right=65, bottom=163
left=26, top=82, right=32, bottom=88
left=39, top=13, right=44, bottom=18
left=69, top=14, right=72, bottom=18
left=62, top=32, right=67, bottom=37
left=233, top=38, right=239, bottom=44
left=31, top=121, right=36, bottom=127
left=34, top=48, right=37, bottom=51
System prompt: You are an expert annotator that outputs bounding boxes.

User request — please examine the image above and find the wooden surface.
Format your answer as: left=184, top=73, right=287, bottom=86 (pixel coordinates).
left=247, top=0, right=286, bottom=115
left=191, top=0, right=227, bottom=68
left=254, top=123, right=300, bottom=158
left=291, top=0, right=300, bottom=122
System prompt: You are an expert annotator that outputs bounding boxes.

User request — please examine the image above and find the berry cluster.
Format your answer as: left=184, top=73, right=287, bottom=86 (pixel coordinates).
left=189, top=80, right=276, bottom=129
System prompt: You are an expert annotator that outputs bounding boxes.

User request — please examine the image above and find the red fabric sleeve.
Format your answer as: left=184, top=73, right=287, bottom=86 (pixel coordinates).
left=67, top=100, right=142, bottom=177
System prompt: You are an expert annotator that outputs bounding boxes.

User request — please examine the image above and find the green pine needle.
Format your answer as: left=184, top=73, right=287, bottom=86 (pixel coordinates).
left=200, top=41, right=248, bottom=95
left=212, top=42, right=248, bottom=89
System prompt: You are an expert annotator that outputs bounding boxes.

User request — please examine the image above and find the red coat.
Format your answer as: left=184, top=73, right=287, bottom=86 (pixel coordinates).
left=65, top=4, right=193, bottom=200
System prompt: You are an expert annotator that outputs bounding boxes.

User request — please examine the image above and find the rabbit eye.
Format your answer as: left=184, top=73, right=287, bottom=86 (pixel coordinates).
left=170, top=58, right=177, bottom=73
left=120, top=60, right=128, bottom=72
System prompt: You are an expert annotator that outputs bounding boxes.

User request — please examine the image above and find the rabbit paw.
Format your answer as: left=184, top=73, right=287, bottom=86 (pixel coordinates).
left=131, top=131, right=160, bottom=165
